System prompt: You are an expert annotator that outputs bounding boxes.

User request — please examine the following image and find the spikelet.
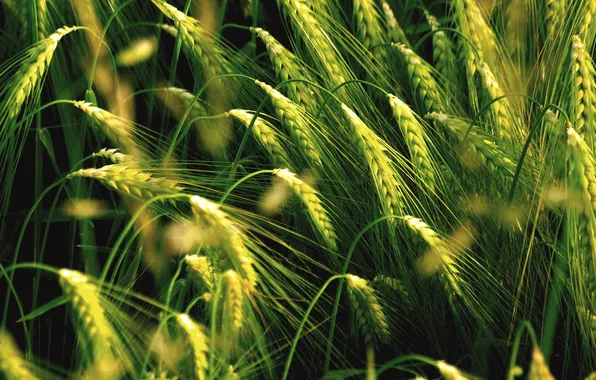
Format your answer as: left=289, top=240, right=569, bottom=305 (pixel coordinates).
left=353, top=0, right=385, bottom=51
left=404, top=215, right=463, bottom=297
left=342, top=103, right=404, bottom=218
left=251, top=27, right=317, bottom=112
left=226, top=109, right=291, bottom=168
left=372, top=275, right=412, bottom=309
left=452, top=0, right=499, bottom=109
left=256, top=80, right=323, bottom=170
left=4, top=26, right=77, bottom=120
left=424, top=11, right=458, bottom=83
left=223, top=270, right=244, bottom=333
left=427, top=112, right=516, bottom=176
left=546, top=0, right=566, bottom=38
left=92, top=148, right=137, bottom=164
left=381, top=1, right=410, bottom=47
left=73, top=101, right=138, bottom=155
left=345, top=274, right=390, bottom=344
left=157, top=23, right=179, bottom=37
left=477, top=61, right=518, bottom=144
left=59, top=269, right=120, bottom=360
left=273, top=168, right=338, bottom=251
left=35, top=0, right=48, bottom=39
left=276, top=0, right=350, bottom=86
left=152, top=1, right=229, bottom=80
left=436, top=360, right=469, bottom=380
left=528, top=348, right=555, bottom=380
left=504, top=0, right=526, bottom=55
left=571, top=35, right=596, bottom=149
left=176, top=314, right=209, bottom=380
left=67, top=164, right=184, bottom=200
left=184, top=255, right=216, bottom=302
left=567, top=127, right=596, bottom=259
left=579, top=0, right=596, bottom=44
left=189, top=196, right=257, bottom=288
left=392, top=43, right=444, bottom=114
left=0, top=330, right=39, bottom=380
left=157, top=86, right=205, bottom=121
left=566, top=128, right=596, bottom=340
left=223, top=365, right=239, bottom=380
left=387, top=94, right=436, bottom=193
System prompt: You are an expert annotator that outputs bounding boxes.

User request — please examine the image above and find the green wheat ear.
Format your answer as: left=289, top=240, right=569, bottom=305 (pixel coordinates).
left=176, top=314, right=209, bottom=380
left=388, top=94, right=437, bottom=194
left=273, top=168, right=338, bottom=251
left=342, top=103, right=405, bottom=219
left=3, top=26, right=77, bottom=120
left=424, top=10, right=458, bottom=84
left=67, top=164, right=184, bottom=201
left=345, top=274, right=391, bottom=344
left=0, top=330, right=40, bottom=380
left=226, top=109, right=292, bottom=169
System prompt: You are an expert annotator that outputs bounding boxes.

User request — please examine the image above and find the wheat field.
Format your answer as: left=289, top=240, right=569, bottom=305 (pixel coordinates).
left=0, top=0, right=595, bottom=379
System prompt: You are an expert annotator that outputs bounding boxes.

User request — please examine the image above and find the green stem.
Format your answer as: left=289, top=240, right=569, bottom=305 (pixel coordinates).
left=366, top=343, right=376, bottom=380
left=323, top=215, right=402, bottom=375
left=99, top=193, right=191, bottom=282
left=506, top=321, right=540, bottom=380
left=281, top=274, right=345, bottom=380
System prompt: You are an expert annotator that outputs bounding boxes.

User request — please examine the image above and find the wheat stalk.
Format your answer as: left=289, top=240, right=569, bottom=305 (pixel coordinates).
left=67, top=164, right=184, bottom=200
left=59, top=269, right=120, bottom=360
left=546, top=0, right=566, bottom=38
left=0, top=330, right=39, bottom=380
left=176, top=314, right=209, bottom=380
left=157, top=86, right=206, bottom=121
left=345, top=274, right=391, bottom=344
left=353, top=0, right=385, bottom=50
left=381, top=1, right=410, bottom=47
left=273, top=168, right=338, bottom=251
left=276, top=0, right=349, bottom=86
left=184, top=254, right=217, bottom=302
left=571, top=35, right=596, bottom=149
left=478, top=61, right=518, bottom=144
left=579, top=0, right=596, bottom=43
left=567, top=127, right=596, bottom=342
left=372, top=275, right=412, bottom=309
left=226, top=109, right=291, bottom=169
left=453, top=0, right=499, bottom=110
left=251, top=27, right=317, bottom=112
left=392, top=43, right=444, bottom=114
left=185, top=255, right=216, bottom=291
left=387, top=94, right=436, bottom=193
left=404, top=215, right=463, bottom=297
left=255, top=80, right=323, bottom=171
left=189, top=196, right=258, bottom=288
left=424, top=10, right=458, bottom=83
left=5, top=26, right=77, bottom=120
left=223, top=270, right=244, bottom=334
left=427, top=112, right=516, bottom=176
left=567, top=127, right=596, bottom=255
left=35, top=0, right=48, bottom=39
left=341, top=103, right=404, bottom=218
left=73, top=101, right=139, bottom=155
left=151, top=1, right=229, bottom=80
